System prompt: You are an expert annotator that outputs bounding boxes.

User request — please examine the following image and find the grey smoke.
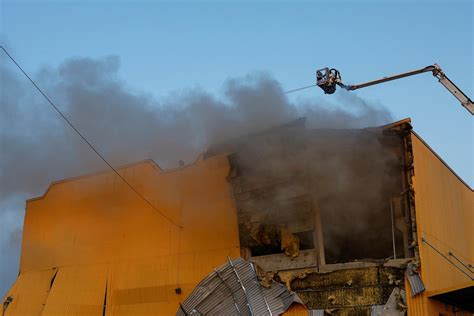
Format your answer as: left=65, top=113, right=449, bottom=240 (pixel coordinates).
left=226, top=124, right=402, bottom=263
left=0, top=55, right=392, bottom=296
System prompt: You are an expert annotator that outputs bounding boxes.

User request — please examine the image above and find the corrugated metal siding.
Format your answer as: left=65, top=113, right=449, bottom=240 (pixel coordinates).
left=107, top=248, right=240, bottom=316
left=42, top=264, right=108, bottom=316
left=406, top=265, right=425, bottom=296
left=405, top=279, right=429, bottom=316
left=409, top=133, right=474, bottom=314
left=20, top=155, right=240, bottom=273
left=282, top=303, right=312, bottom=316
left=405, top=277, right=472, bottom=316
left=3, top=269, right=55, bottom=316
left=178, top=258, right=250, bottom=315
left=280, top=303, right=308, bottom=316
left=412, top=133, right=473, bottom=291
left=177, top=258, right=299, bottom=316
left=7, top=155, right=241, bottom=315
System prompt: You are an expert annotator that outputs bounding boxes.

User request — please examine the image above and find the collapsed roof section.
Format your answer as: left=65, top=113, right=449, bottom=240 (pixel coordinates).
left=177, top=257, right=300, bottom=316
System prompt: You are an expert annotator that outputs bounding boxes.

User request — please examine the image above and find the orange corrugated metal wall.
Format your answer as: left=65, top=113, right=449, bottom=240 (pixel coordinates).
left=42, top=265, right=108, bottom=316
left=4, top=269, right=56, bottom=316
left=408, top=133, right=474, bottom=315
left=5, top=132, right=473, bottom=315
left=405, top=276, right=470, bottom=316
left=281, top=303, right=308, bottom=316
left=4, top=155, right=241, bottom=315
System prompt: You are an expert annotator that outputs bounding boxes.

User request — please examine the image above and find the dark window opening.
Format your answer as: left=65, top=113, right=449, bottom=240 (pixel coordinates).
left=228, top=122, right=412, bottom=264
left=237, top=195, right=315, bottom=258
left=294, top=231, right=314, bottom=250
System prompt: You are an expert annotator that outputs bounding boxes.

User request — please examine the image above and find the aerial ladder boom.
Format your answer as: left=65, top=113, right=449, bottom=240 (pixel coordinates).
left=316, top=64, right=474, bottom=115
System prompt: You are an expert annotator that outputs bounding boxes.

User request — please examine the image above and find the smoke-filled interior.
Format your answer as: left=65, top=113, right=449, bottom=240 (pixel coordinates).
left=220, top=119, right=410, bottom=264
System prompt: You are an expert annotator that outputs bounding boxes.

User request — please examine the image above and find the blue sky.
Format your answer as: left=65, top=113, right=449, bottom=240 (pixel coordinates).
left=0, top=0, right=472, bottom=296
left=2, top=0, right=472, bottom=185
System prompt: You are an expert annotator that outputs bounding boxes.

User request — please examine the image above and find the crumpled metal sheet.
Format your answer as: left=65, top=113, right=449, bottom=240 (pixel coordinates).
left=371, top=288, right=407, bottom=316
left=370, top=305, right=385, bottom=316
left=177, top=258, right=300, bottom=315
left=406, top=263, right=425, bottom=296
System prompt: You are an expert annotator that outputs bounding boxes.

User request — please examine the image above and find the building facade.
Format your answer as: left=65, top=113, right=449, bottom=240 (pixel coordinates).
left=3, top=119, right=473, bottom=315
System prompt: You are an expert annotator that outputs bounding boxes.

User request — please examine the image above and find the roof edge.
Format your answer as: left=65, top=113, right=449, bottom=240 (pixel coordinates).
left=26, top=159, right=163, bottom=204
left=380, top=117, right=412, bottom=130
left=26, top=153, right=218, bottom=204
left=411, top=131, right=473, bottom=191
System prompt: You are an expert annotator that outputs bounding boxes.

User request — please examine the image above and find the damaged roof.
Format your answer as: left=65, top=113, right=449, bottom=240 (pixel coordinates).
left=177, top=258, right=300, bottom=316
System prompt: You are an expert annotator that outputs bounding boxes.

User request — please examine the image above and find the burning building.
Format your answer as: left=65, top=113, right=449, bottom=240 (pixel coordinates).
left=2, top=118, right=473, bottom=315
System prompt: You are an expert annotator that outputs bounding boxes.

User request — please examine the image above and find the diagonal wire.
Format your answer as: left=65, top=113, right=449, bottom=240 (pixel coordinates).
left=285, top=84, right=316, bottom=94
left=1, top=45, right=182, bottom=229
left=421, top=237, right=473, bottom=280
left=449, top=252, right=474, bottom=273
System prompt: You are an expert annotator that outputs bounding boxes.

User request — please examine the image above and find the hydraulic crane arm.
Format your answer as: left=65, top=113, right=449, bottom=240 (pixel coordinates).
left=316, top=64, right=474, bottom=115
left=342, top=65, right=437, bottom=90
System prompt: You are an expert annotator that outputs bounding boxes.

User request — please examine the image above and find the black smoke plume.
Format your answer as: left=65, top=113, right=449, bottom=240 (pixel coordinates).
left=0, top=55, right=392, bottom=296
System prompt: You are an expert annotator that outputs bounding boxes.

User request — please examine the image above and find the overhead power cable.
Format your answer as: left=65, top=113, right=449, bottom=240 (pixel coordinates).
left=1, top=45, right=182, bottom=229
